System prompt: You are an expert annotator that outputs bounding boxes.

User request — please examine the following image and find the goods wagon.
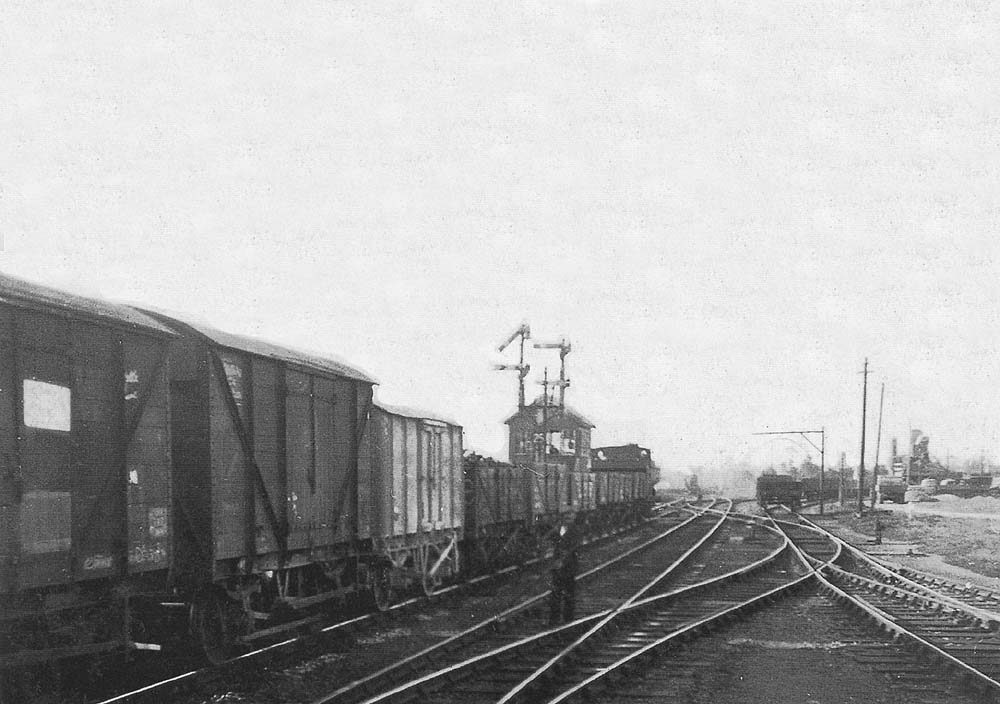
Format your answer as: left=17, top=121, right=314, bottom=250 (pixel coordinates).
left=463, top=455, right=593, bottom=570
left=0, top=275, right=175, bottom=667
left=800, top=473, right=838, bottom=504
left=463, top=455, right=532, bottom=570
left=146, top=311, right=377, bottom=660
left=876, top=476, right=906, bottom=503
left=363, top=403, right=463, bottom=608
left=531, top=462, right=590, bottom=517
left=591, top=443, right=657, bottom=494
left=800, top=472, right=865, bottom=503
left=2, top=274, right=667, bottom=677
left=591, top=444, right=655, bottom=528
left=755, top=474, right=802, bottom=510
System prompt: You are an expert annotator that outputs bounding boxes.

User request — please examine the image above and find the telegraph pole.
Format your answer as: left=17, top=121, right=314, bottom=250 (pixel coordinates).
left=871, top=382, right=885, bottom=509
left=752, top=428, right=826, bottom=515
left=538, top=368, right=551, bottom=462
left=858, top=358, right=870, bottom=516
left=839, top=452, right=846, bottom=506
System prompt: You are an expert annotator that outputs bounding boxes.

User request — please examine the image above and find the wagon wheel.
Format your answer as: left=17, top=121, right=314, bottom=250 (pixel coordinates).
left=370, top=563, right=394, bottom=612
left=190, top=589, right=249, bottom=665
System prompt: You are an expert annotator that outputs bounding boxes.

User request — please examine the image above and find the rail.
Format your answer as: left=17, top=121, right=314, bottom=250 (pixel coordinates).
left=344, top=500, right=803, bottom=704
left=315, top=500, right=722, bottom=704
left=772, top=509, right=1000, bottom=696
left=94, top=503, right=685, bottom=704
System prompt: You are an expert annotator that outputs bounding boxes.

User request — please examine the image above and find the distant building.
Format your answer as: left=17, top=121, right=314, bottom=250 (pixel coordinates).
left=505, top=395, right=594, bottom=472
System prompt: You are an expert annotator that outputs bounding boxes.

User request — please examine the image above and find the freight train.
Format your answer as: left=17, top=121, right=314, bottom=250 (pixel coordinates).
left=0, top=274, right=657, bottom=670
left=758, top=471, right=866, bottom=510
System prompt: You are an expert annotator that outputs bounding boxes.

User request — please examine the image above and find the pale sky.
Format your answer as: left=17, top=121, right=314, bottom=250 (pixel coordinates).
left=2, top=2, right=998, bottom=473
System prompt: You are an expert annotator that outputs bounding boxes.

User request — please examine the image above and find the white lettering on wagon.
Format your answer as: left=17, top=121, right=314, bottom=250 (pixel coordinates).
left=124, top=370, right=140, bottom=400
left=148, top=507, right=168, bottom=538
left=129, top=544, right=167, bottom=565
left=82, top=554, right=113, bottom=570
left=20, top=490, right=71, bottom=554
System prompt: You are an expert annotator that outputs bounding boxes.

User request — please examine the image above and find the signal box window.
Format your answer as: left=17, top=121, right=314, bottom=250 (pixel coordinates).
left=23, top=379, right=72, bottom=431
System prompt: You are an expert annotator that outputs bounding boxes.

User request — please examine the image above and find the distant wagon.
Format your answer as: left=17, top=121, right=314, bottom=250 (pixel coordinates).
left=876, top=476, right=906, bottom=504
left=755, top=474, right=802, bottom=510
left=591, top=443, right=659, bottom=502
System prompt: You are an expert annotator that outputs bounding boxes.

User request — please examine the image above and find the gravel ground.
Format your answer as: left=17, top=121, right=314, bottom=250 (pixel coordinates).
left=808, top=499, right=1000, bottom=589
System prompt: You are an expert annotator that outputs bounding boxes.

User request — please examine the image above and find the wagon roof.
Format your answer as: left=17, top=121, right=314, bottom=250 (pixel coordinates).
left=374, top=401, right=462, bottom=428
left=146, top=309, right=377, bottom=384
left=592, top=443, right=651, bottom=457
left=0, top=272, right=176, bottom=335
left=592, top=444, right=652, bottom=461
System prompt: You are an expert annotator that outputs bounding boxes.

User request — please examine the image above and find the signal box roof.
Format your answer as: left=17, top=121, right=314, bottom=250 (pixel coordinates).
left=504, top=397, right=595, bottom=428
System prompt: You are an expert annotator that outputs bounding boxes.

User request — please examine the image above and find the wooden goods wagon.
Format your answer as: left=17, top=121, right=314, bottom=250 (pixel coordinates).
left=756, top=474, right=802, bottom=509
left=147, top=312, right=376, bottom=660
left=363, top=403, right=463, bottom=606
left=592, top=444, right=658, bottom=499
left=529, top=463, right=594, bottom=518
left=0, top=274, right=175, bottom=666
left=591, top=469, right=647, bottom=529
left=464, top=457, right=531, bottom=529
left=463, top=455, right=532, bottom=570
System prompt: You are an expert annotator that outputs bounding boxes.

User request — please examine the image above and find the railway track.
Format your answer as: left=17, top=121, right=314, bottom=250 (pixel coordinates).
left=90, top=503, right=686, bottom=704
left=770, top=507, right=1000, bottom=700
left=309, top=498, right=825, bottom=704
left=310, top=498, right=737, bottom=704
left=103, top=501, right=1000, bottom=703
left=587, top=589, right=989, bottom=704
left=802, top=515, right=1000, bottom=629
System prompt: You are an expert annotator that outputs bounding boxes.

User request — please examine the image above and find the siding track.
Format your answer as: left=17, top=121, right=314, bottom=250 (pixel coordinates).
left=770, top=508, right=1000, bottom=700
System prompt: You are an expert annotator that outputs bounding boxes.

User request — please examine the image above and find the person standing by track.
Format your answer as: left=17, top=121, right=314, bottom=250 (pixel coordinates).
left=549, top=520, right=580, bottom=625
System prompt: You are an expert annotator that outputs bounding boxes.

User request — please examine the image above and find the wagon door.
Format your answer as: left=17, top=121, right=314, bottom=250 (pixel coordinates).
left=420, top=424, right=442, bottom=530
left=70, top=322, right=129, bottom=580
left=12, top=310, right=76, bottom=588
left=12, top=312, right=130, bottom=587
